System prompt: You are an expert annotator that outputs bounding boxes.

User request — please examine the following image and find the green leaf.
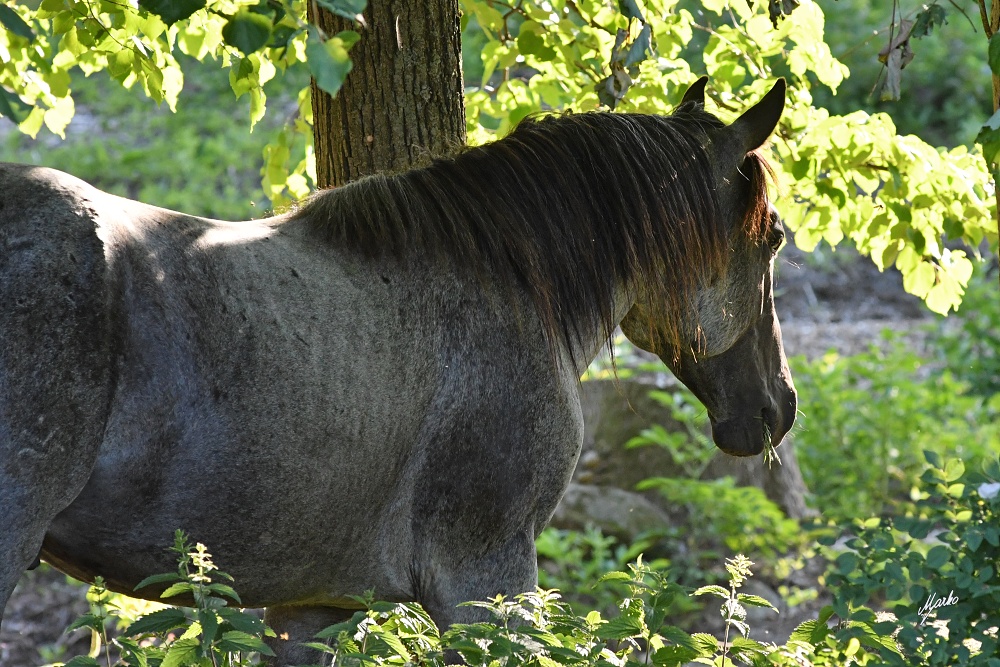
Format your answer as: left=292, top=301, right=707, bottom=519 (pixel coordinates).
left=911, top=4, right=947, bottom=38
left=730, top=636, right=768, bottom=654
left=945, top=458, right=965, bottom=482
left=690, top=632, right=720, bottom=653
left=923, top=450, right=943, bottom=469
left=376, top=628, right=411, bottom=660
left=134, top=572, right=183, bottom=592
left=316, top=0, right=367, bottom=22
left=160, top=637, right=199, bottom=667
left=595, top=613, right=644, bottom=640
left=306, top=29, right=356, bottom=96
left=737, top=594, right=777, bottom=611
left=967, top=529, right=984, bottom=553
left=990, top=33, right=1000, bottom=76
left=0, top=87, right=33, bottom=124
left=624, top=24, right=653, bottom=68
left=218, top=607, right=267, bottom=634
left=63, top=657, right=102, bottom=667
left=651, top=644, right=701, bottom=665
left=693, top=585, right=729, bottom=598
left=836, top=552, right=859, bottom=575
left=206, top=582, right=242, bottom=603
left=198, top=608, right=220, bottom=651
left=160, top=582, right=195, bottom=599
left=66, top=613, right=105, bottom=634
left=0, top=5, right=34, bottom=41
left=222, top=10, right=273, bottom=55
left=217, top=630, right=276, bottom=655
left=619, top=0, right=645, bottom=22
left=925, top=545, right=951, bottom=569
left=124, top=608, right=189, bottom=636
left=139, top=0, right=206, bottom=25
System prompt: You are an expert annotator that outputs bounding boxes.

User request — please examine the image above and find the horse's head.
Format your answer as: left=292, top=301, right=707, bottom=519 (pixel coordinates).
left=620, top=78, right=796, bottom=457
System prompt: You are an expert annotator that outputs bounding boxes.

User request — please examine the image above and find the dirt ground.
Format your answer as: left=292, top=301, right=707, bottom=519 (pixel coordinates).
left=0, top=242, right=934, bottom=666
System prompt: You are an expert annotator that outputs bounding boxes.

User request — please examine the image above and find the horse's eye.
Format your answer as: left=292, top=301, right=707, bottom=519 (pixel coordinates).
left=769, top=228, right=785, bottom=252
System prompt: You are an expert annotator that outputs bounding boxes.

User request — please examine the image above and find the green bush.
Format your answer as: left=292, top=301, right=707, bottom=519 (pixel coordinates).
left=930, top=265, right=1000, bottom=398
left=820, top=452, right=1000, bottom=666
left=536, top=527, right=673, bottom=617
left=60, top=531, right=273, bottom=667
left=788, top=337, right=1000, bottom=521
left=61, top=532, right=902, bottom=667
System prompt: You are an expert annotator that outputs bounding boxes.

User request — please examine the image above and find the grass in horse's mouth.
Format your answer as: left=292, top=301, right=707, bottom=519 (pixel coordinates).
left=761, top=417, right=781, bottom=468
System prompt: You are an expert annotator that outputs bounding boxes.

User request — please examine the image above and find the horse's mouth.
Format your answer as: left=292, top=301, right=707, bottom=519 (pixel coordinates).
left=710, top=405, right=783, bottom=457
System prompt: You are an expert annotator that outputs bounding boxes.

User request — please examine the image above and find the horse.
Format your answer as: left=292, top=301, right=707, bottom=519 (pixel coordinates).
left=0, top=77, right=795, bottom=664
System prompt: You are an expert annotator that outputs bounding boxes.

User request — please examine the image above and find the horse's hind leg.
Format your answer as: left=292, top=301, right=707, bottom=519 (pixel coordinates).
left=417, top=526, right=540, bottom=629
left=0, top=167, right=114, bottom=626
left=263, top=605, right=355, bottom=665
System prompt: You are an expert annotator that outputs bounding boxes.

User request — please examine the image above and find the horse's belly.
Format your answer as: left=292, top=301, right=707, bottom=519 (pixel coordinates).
left=43, top=418, right=418, bottom=607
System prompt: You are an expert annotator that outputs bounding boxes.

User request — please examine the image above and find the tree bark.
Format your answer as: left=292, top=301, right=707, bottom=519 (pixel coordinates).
left=983, top=0, right=1000, bottom=289
left=307, top=0, right=466, bottom=188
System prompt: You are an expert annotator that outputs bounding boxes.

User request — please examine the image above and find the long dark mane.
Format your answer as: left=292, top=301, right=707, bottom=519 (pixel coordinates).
left=292, top=105, right=772, bottom=361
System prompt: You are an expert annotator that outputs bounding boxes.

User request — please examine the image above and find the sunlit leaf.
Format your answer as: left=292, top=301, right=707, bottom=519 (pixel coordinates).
left=124, top=608, right=189, bottom=636
left=306, top=29, right=357, bottom=96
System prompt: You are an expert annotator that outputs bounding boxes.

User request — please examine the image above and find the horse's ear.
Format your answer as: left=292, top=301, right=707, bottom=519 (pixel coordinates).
left=728, top=78, right=785, bottom=152
left=679, top=76, right=709, bottom=107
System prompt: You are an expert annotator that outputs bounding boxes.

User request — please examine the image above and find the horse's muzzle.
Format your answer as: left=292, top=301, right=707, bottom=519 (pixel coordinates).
left=711, top=390, right=797, bottom=457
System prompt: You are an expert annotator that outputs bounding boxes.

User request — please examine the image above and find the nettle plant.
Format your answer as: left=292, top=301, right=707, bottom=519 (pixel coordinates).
left=60, top=544, right=899, bottom=667
left=820, top=453, right=1000, bottom=666
left=63, top=530, right=274, bottom=667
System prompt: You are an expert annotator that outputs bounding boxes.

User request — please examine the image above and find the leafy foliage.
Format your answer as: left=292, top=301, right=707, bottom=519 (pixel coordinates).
left=788, top=336, right=1000, bottom=521
left=536, top=527, right=674, bottom=617
left=1, top=55, right=301, bottom=219
left=56, top=497, right=1000, bottom=667
left=930, top=264, right=1000, bottom=397
left=61, top=530, right=274, bottom=667
left=819, top=452, right=1000, bottom=666
left=0, top=0, right=995, bottom=312
left=460, top=0, right=995, bottom=314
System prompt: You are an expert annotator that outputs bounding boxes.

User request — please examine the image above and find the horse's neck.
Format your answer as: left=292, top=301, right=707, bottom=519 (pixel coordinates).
left=563, top=283, right=636, bottom=377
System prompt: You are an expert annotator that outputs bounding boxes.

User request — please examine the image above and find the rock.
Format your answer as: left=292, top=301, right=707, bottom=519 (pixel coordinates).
left=577, top=376, right=687, bottom=490
left=548, top=483, right=673, bottom=542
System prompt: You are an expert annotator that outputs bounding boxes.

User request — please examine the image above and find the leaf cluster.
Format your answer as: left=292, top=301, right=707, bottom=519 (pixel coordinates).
left=60, top=530, right=275, bottom=667
left=787, top=335, right=1000, bottom=521
left=817, top=452, right=1000, bottom=666
left=1, top=0, right=995, bottom=312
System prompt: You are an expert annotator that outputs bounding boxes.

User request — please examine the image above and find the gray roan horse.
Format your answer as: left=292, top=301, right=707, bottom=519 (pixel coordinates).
left=0, top=77, right=795, bottom=663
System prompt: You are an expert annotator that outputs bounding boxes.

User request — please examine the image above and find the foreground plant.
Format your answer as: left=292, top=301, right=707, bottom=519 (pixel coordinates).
left=65, top=520, right=1000, bottom=667
left=61, top=530, right=274, bottom=667
left=821, top=453, right=1000, bottom=666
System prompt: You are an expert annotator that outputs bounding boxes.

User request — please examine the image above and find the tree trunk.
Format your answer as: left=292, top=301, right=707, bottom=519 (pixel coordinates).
left=306, top=0, right=466, bottom=188
left=985, top=0, right=1000, bottom=289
